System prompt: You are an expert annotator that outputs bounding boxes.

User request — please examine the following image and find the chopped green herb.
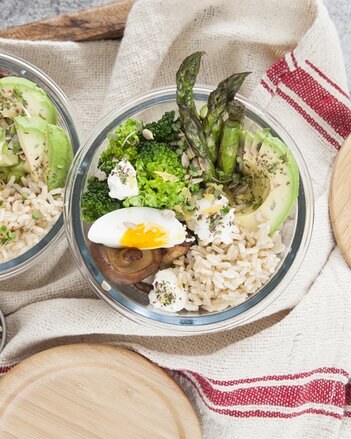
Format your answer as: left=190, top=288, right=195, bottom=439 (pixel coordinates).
left=251, top=195, right=263, bottom=208
left=0, top=226, right=16, bottom=245
left=32, top=212, right=43, bottom=220
left=268, top=163, right=278, bottom=174
left=220, top=206, right=230, bottom=216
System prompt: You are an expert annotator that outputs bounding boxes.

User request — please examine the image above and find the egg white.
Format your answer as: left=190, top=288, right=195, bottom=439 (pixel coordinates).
left=88, top=207, right=186, bottom=249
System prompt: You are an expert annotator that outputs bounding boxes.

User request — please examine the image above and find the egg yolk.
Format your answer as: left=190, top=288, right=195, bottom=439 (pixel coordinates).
left=120, top=223, right=169, bottom=249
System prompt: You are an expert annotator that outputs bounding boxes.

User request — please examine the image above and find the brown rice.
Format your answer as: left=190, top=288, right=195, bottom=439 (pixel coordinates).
left=172, top=222, right=285, bottom=312
left=0, top=175, right=63, bottom=263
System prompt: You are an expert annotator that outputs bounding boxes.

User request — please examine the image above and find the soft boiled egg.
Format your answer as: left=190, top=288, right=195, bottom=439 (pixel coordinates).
left=88, top=207, right=187, bottom=250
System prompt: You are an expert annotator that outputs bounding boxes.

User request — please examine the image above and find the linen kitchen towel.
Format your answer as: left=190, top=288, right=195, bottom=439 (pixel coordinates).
left=0, top=0, right=351, bottom=437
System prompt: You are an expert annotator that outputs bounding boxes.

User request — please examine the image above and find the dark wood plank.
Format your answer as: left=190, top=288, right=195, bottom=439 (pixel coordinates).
left=0, top=1, right=132, bottom=42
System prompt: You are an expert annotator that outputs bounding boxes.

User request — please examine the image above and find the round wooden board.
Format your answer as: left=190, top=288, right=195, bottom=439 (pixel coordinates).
left=0, top=344, right=202, bottom=439
left=330, top=134, right=351, bottom=268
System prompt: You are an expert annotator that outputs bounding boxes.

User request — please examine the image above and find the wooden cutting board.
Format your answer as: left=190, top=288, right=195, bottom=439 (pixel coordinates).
left=0, top=344, right=202, bottom=439
left=0, top=1, right=132, bottom=42
left=329, top=134, right=351, bottom=268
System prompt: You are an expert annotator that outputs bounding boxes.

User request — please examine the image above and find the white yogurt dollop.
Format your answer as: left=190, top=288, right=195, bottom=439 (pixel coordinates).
left=149, top=269, right=187, bottom=313
left=107, top=159, right=138, bottom=200
left=188, top=194, right=237, bottom=245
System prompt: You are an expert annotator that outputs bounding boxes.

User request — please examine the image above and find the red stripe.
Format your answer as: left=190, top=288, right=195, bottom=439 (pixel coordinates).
left=276, top=88, right=340, bottom=148
left=291, top=51, right=298, bottom=70
left=305, top=60, right=350, bottom=99
left=266, top=58, right=290, bottom=87
left=0, top=365, right=15, bottom=374
left=346, top=382, right=351, bottom=405
left=261, top=79, right=274, bottom=95
left=206, top=367, right=349, bottom=386
left=189, top=372, right=345, bottom=408
left=178, top=372, right=342, bottom=420
left=280, top=67, right=351, bottom=139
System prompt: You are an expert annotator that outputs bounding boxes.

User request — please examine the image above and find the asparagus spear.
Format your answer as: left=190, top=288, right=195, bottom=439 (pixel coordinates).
left=204, top=72, right=250, bottom=162
left=217, top=100, right=245, bottom=179
left=176, top=51, right=204, bottom=113
left=176, top=52, right=216, bottom=180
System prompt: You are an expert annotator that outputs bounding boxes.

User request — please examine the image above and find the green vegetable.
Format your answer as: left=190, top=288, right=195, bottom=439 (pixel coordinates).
left=123, top=140, right=199, bottom=209
left=0, top=225, right=16, bottom=245
left=31, top=212, right=43, bottom=220
left=144, top=111, right=181, bottom=143
left=81, top=177, right=120, bottom=223
left=0, top=127, right=19, bottom=168
left=176, top=51, right=204, bottom=112
left=199, top=104, right=208, bottom=119
left=204, top=72, right=250, bottom=162
left=217, top=100, right=245, bottom=178
left=176, top=52, right=216, bottom=181
left=98, top=119, right=142, bottom=174
left=0, top=161, right=27, bottom=183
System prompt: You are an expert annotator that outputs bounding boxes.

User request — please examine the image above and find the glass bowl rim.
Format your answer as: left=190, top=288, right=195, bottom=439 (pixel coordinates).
left=64, top=85, right=314, bottom=333
left=0, top=50, right=81, bottom=280
left=0, top=307, right=5, bottom=353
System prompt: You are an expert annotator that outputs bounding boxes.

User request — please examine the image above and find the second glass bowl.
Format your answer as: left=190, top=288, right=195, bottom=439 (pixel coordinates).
left=64, top=86, right=314, bottom=333
left=0, top=52, right=80, bottom=281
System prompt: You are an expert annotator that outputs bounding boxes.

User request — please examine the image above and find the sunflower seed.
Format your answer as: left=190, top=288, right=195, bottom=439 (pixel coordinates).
left=198, top=157, right=207, bottom=171
left=142, top=128, right=154, bottom=140
left=186, top=148, right=195, bottom=159
left=190, top=178, right=203, bottom=184
left=181, top=153, right=190, bottom=168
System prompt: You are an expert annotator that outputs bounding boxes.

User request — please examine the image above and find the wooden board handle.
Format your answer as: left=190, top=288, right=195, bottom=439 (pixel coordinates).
left=0, top=1, right=133, bottom=42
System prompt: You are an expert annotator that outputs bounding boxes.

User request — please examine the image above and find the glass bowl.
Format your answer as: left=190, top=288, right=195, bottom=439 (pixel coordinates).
left=0, top=307, right=5, bottom=353
left=64, top=86, right=314, bottom=333
left=0, top=52, right=80, bottom=281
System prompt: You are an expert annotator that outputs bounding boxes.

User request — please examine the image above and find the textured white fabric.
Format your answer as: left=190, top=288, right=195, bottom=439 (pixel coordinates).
left=1, top=0, right=351, bottom=437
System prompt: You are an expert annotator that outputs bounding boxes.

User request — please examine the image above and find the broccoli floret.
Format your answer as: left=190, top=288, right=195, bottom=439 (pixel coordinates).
left=136, top=141, right=185, bottom=178
left=83, top=116, right=199, bottom=220
left=123, top=141, right=192, bottom=210
left=98, top=119, right=142, bottom=174
left=81, top=177, right=120, bottom=223
left=144, top=111, right=181, bottom=143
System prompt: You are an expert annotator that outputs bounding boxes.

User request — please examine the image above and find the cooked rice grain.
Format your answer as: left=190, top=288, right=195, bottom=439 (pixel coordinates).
left=172, top=222, right=285, bottom=312
left=0, top=176, right=63, bottom=263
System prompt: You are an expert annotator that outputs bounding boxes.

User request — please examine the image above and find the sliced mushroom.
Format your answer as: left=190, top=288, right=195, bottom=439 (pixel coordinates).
left=90, top=244, right=162, bottom=285
left=160, top=242, right=192, bottom=269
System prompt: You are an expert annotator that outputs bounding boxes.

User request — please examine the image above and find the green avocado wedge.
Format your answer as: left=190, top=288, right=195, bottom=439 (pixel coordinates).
left=0, top=147, right=18, bottom=167
left=43, top=124, right=73, bottom=190
left=0, top=161, right=28, bottom=183
left=235, top=130, right=299, bottom=234
left=14, top=116, right=47, bottom=182
left=0, top=77, right=57, bottom=124
left=0, top=128, right=18, bottom=167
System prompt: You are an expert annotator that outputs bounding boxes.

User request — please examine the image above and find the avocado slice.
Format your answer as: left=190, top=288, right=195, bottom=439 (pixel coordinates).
left=0, top=147, right=18, bottom=167
left=14, top=116, right=47, bottom=182
left=0, top=161, right=28, bottom=183
left=0, top=127, right=18, bottom=167
left=0, top=77, right=57, bottom=124
left=235, top=130, right=299, bottom=234
left=43, top=124, right=73, bottom=190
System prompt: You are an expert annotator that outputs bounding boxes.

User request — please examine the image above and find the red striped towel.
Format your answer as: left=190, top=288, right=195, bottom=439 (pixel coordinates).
left=1, top=0, right=351, bottom=437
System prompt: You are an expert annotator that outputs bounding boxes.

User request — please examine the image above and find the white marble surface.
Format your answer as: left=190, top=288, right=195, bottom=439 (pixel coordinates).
left=0, top=0, right=350, bottom=88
